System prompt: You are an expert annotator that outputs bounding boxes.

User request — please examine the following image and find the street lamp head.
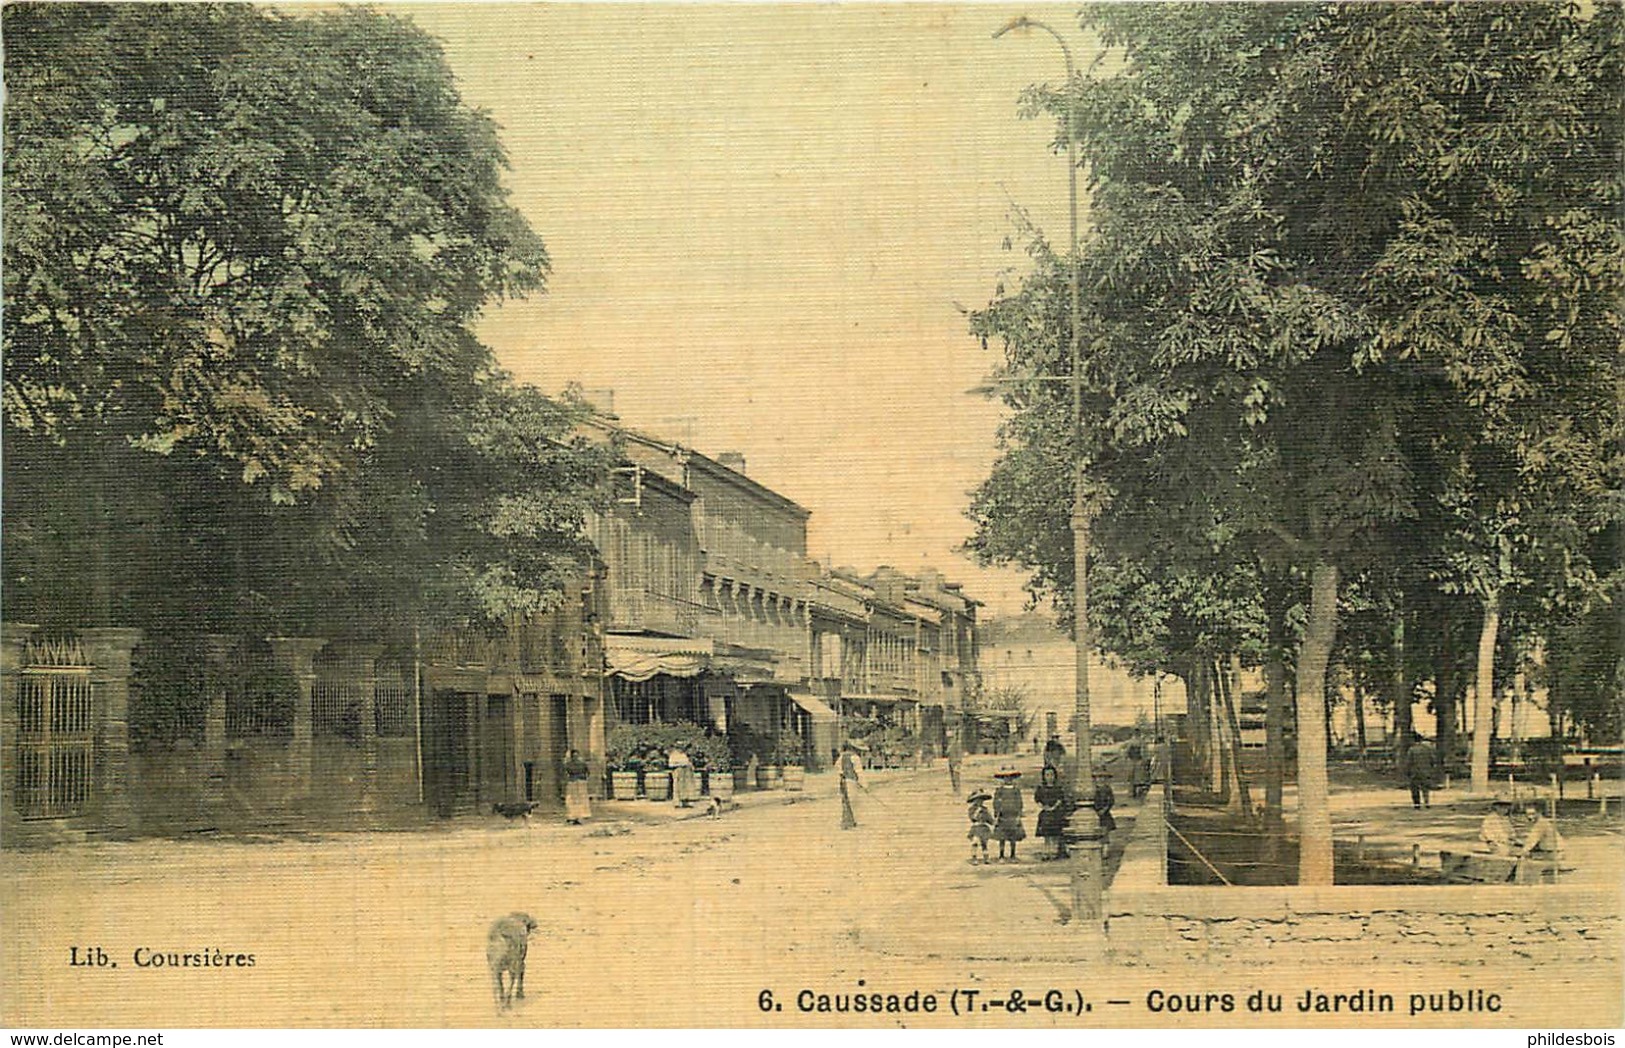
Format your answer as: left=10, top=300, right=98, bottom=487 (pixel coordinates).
left=967, top=374, right=1073, bottom=397
left=992, top=16, right=1030, bottom=39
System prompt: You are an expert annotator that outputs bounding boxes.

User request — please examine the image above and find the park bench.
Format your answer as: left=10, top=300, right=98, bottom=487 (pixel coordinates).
left=1439, top=849, right=1561, bottom=885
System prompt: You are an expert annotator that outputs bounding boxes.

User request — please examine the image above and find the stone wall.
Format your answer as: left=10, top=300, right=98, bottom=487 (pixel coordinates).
left=1105, top=884, right=1620, bottom=967
left=1104, top=782, right=1620, bottom=968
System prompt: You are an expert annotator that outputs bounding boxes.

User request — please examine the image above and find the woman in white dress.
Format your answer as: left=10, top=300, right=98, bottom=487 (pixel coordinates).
left=669, top=742, right=700, bottom=807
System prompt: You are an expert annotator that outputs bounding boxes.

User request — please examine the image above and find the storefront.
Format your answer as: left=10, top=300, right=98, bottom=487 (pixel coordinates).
left=604, top=635, right=713, bottom=725
left=788, top=690, right=839, bottom=770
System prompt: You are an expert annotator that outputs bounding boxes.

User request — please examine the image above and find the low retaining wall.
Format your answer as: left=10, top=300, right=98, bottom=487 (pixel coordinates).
left=1103, top=783, right=1621, bottom=967
left=1106, top=883, right=1619, bottom=966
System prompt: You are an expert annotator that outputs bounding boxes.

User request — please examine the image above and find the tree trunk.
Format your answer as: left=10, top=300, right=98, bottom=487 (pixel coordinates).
left=1213, top=659, right=1234, bottom=808
left=1211, top=662, right=1232, bottom=801
left=1470, top=591, right=1501, bottom=793
left=1265, top=633, right=1287, bottom=826
left=1296, top=560, right=1339, bottom=886
left=1353, top=681, right=1368, bottom=756
left=1218, top=656, right=1254, bottom=817
left=1392, top=610, right=1411, bottom=765
left=1176, top=669, right=1196, bottom=786
left=1511, top=666, right=1525, bottom=765
left=1203, top=662, right=1224, bottom=796
left=1189, top=661, right=1215, bottom=794
left=1437, top=614, right=1457, bottom=780
left=1549, top=657, right=1565, bottom=743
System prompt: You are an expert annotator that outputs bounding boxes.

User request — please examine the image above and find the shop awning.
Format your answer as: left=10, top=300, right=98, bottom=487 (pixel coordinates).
left=841, top=693, right=916, bottom=706
left=788, top=691, right=838, bottom=722
left=605, top=635, right=713, bottom=682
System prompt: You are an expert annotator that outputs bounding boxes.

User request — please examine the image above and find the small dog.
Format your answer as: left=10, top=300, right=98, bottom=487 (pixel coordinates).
left=487, top=912, right=537, bottom=1011
left=704, top=796, right=724, bottom=819
left=493, top=801, right=540, bottom=820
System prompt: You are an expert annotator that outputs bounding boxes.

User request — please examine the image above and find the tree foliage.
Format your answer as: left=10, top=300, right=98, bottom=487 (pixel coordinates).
left=3, top=4, right=609, bottom=638
left=969, top=2, right=1622, bottom=880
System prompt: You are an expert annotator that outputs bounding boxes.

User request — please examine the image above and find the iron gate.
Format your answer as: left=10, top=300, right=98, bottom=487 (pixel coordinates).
left=15, top=637, right=95, bottom=819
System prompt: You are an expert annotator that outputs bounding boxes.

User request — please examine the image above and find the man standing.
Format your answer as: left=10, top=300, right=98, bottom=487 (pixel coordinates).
left=946, top=738, right=963, bottom=796
left=1403, top=735, right=1440, bottom=809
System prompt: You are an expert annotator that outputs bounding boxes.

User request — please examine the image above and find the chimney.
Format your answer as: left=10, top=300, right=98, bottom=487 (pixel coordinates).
left=715, top=451, right=747, bottom=475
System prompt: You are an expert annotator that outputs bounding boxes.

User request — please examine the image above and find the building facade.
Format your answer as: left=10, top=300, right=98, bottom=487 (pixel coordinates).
left=3, top=419, right=986, bottom=843
left=590, top=426, right=838, bottom=773
left=2, top=580, right=609, bottom=845
left=805, top=565, right=982, bottom=763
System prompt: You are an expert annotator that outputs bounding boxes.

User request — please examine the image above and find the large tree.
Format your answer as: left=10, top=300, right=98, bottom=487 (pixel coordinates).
left=970, top=2, right=1620, bottom=883
left=3, top=4, right=605, bottom=638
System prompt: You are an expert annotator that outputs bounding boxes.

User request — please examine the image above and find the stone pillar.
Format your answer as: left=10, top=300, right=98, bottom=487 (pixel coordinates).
left=269, top=637, right=326, bottom=804
left=583, top=690, right=607, bottom=799
left=566, top=691, right=586, bottom=773
left=200, top=635, right=234, bottom=817
left=81, top=627, right=143, bottom=839
left=508, top=686, right=526, bottom=806
left=1, top=623, right=39, bottom=846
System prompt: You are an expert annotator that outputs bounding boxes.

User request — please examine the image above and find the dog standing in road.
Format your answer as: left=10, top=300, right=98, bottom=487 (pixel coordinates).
left=487, top=912, right=537, bottom=1011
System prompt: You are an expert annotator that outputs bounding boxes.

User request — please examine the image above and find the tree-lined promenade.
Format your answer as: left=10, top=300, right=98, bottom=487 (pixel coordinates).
left=969, top=3, right=1622, bottom=883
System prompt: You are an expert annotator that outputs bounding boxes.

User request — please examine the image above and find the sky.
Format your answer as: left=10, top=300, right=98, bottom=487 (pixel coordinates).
left=398, top=3, right=1095, bottom=617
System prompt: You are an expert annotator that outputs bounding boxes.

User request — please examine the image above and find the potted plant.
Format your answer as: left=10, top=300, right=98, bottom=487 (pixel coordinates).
left=876, top=725, right=910, bottom=769
left=605, top=725, right=643, bottom=800
left=777, top=730, right=807, bottom=790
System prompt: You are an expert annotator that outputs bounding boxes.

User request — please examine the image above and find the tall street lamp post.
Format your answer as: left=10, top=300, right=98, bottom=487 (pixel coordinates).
left=993, top=15, right=1103, bottom=923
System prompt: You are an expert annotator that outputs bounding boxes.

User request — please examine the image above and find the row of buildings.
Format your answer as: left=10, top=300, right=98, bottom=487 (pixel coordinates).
left=3, top=415, right=986, bottom=842
left=564, top=419, right=985, bottom=789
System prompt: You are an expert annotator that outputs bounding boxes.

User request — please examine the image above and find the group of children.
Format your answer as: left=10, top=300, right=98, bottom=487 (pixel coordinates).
left=964, top=764, right=1118, bottom=864
left=964, top=769, right=1026, bottom=863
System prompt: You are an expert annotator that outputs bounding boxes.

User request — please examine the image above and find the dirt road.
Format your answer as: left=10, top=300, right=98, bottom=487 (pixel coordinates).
left=4, top=760, right=1618, bottom=1028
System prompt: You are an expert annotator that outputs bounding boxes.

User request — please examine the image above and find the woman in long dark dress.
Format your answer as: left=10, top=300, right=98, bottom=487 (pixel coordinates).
left=563, top=749, right=592, bottom=824
left=1034, top=765, right=1070, bottom=860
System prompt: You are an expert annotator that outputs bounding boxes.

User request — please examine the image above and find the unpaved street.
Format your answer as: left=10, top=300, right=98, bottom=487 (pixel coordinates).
left=4, top=761, right=1619, bottom=1028
left=7, top=763, right=994, bottom=1027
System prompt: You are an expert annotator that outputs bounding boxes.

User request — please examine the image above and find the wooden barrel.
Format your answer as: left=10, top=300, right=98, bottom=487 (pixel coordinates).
left=610, top=771, right=639, bottom=800
left=644, top=771, right=672, bottom=801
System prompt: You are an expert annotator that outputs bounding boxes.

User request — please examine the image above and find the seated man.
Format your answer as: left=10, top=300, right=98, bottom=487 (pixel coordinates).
left=1478, top=800, right=1516, bottom=855
left=1518, top=805, right=1564, bottom=858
